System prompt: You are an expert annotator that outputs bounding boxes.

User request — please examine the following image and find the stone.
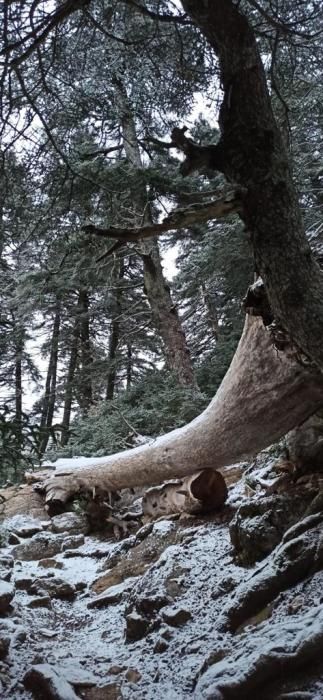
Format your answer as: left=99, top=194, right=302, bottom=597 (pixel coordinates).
left=154, top=638, right=168, bottom=653
left=0, top=635, right=10, bottom=660
left=14, top=575, right=34, bottom=591
left=24, top=663, right=80, bottom=699
left=230, top=493, right=312, bottom=564
left=38, top=558, right=64, bottom=569
left=136, top=593, right=171, bottom=616
left=125, top=611, right=150, bottom=642
left=161, top=606, right=192, bottom=627
left=51, top=512, right=89, bottom=535
left=107, top=665, right=127, bottom=675
left=87, top=583, right=124, bottom=609
left=12, top=533, right=65, bottom=560
left=80, top=683, right=122, bottom=700
left=11, top=626, right=27, bottom=646
left=0, top=555, right=14, bottom=568
left=27, top=596, right=52, bottom=608
left=61, top=534, right=85, bottom=551
left=0, top=581, right=14, bottom=614
left=5, top=514, right=44, bottom=538
left=30, top=577, right=76, bottom=600
left=125, top=668, right=141, bottom=683
left=0, top=567, right=11, bottom=583
left=8, top=532, right=20, bottom=545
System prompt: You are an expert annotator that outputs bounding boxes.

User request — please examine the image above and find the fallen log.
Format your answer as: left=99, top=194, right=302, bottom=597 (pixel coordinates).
left=43, top=315, right=323, bottom=511
left=142, top=469, right=228, bottom=518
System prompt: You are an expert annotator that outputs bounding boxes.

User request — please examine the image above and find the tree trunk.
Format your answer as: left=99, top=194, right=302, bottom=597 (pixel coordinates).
left=61, top=318, right=79, bottom=447
left=39, top=299, right=61, bottom=454
left=180, top=0, right=323, bottom=370
left=14, top=325, right=23, bottom=456
left=106, top=260, right=124, bottom=401
left=44, top=315, right=323, bottom=508
left=114, top=79, right=196, bottom=387
left=201, top=282, right=219, bottom=340
left=78, top=288, right=93, bottom=414
left=126, top=342, right=132, bottom=390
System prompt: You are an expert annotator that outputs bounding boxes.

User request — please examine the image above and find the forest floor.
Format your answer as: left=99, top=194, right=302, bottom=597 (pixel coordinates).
left=1, top=451, right=323, bottom=699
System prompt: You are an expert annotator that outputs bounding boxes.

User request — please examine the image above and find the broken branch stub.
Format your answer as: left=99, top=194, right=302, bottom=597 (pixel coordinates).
left=142, top=469, right=228, bottom=518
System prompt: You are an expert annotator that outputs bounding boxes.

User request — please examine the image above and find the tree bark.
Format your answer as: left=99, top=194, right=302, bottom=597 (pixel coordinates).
left=106, top=260, right=124, bottom=401
left=78, top=288, right=93, bottom=414
left=39, top=299, right=61, bottom=454
left=61, top=315, right=79, bottom=447
left=44, top=315, right=323, bottom=508
left=14, top=324, right=23, bottom=457
left=180, top=0, right=323, bottom=370
left=114, top=79, right=196, bottom=387
left=126, top=342, right=132, bottom=390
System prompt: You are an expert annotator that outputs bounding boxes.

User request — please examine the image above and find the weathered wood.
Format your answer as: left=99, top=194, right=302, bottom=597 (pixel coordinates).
left=44, top=316, right=323, bottom=509
left=142, top=469, right=228, bottom=518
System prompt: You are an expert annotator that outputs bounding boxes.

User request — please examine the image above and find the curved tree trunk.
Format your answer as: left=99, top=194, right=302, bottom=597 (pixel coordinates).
left=180, top=0, right=323, bottom=370
left=44, top=315, right=323, bottom=508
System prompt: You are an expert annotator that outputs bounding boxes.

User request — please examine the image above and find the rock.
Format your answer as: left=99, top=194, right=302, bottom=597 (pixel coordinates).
left=80, top=683, right=122, bottom=700
left=12, top=533, right=64, bottom=560
left=55, top=663, right=97, bottom=688
left=107, top=665, right=127, bottom=675
left=195, top=605, right=323, bottom=700
left=0, top=567, right=11, bottom=583
left=0, top=555, right=14, bottom=583
left=11, top=625, right=27, bottom=647
left=0, top=618, right=26, bottom=638
left=24, top=663, right=80, bottom=699
left=211, top=576, right=237, bottom=600
left=27, top=596, right=52, bottom=608
left=38, top=558, right=64, bottom=569
left=135, top=593, right=171, bottom=616
left=5, top=514, right=44, bottom=538
left=51, top=512, right=89, bottom=535
left=0, top=555, right=14, bottom=568
left=0, top=634, right=10, bottom=660
left=8, top=532, right=20, bottom=545
left=87, top=583, right=124, bottom=609
left=39, top=629, right=58, bottom=638
left=125, top=668, right=141, bottom=683
left=154, top=638, right=168, bottom=653
left=125, top=611, right=150, bottom=642
left=0, top=581, right=14, bottom=614
left=230, top=493, right=312, bottom=564
left=161, top=605, right=192, bottom=627
left=14, top=575, right=34, bottom=591
left=61, top=534, right=85, bottom=551
left=30, top=577, right=76, bottom=600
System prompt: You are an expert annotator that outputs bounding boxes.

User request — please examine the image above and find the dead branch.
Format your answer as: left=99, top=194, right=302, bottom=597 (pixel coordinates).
left=84, top=189, right=243, bottom=244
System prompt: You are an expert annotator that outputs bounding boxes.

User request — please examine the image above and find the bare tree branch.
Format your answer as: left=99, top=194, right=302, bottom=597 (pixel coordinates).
left=84, top=189, right=243, bottom=245
left=246, top=0, right=323, bottom=40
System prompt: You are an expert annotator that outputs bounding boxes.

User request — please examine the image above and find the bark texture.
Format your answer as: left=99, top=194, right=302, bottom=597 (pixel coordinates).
left=180, top=0, right=323, bottom=370
left=44, top=316, right=323, bottom=508
left=39, top=299, right=61, bottom=454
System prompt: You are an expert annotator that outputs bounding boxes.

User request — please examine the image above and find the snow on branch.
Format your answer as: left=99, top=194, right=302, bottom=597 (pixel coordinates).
left=83, top=189, right=243, bottom=244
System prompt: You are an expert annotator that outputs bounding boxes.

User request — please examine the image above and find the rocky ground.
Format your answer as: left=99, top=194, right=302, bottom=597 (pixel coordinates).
left=1, top=449, right=323, bottom=699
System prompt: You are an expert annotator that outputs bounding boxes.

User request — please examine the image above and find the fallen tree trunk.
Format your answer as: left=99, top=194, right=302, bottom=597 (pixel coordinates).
left=44, top=315, right=323, bottom=510
left=142, top=469, right=228, bottom=518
